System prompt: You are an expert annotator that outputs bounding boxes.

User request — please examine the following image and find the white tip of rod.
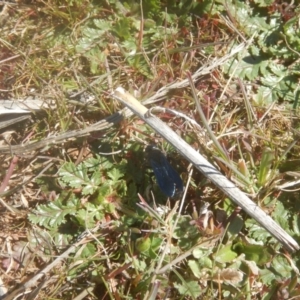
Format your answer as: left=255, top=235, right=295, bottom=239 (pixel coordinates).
left=115, top=87, right=125, bottom=94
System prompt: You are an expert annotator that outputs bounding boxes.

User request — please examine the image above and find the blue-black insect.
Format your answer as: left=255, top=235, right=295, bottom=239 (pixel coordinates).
left=145, top=145, right=184, bottom=198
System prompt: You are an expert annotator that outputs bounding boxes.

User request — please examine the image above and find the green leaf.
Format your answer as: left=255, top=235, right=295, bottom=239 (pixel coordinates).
left=257, top=148, right=275, bottom=186
left=96, top=184, right=111, bottom=203
left=271, top=255, right=293, bottom=279
left=269, top=64, right=287, bottom=77
left=107, top=168, right=123, bottom=183
left=250, top=45, right=260, bottom=56
left=135, top=236, right=151, bottom=253
left=80, top=243, right=97, bottom=259
left=227, top=215, right=244, bottom=236
left=284, top=16, right=300, bottom=46
left=260, top=268, right=276, bottom=285
left=132, top=256, right=147, bottom=272
left=93, top=19, right=111, bottom=32
left=85, top=155, right=113, bottom=170
left=192, top=248, right=206, bottom=259
left=59, top=162, right=101, bottom=195
left=246, top=220, right=271, bottom=242
left=272, top=201, right=290, bottom=231
left=223, top=50, right=268, bottom=81
left=253, top=85, right=274, bottom=104
left=142, top=0, right=161, bottom=18
left=188, top=260, right=202, bottom=278
left=214, top=244, right=238, bottom=263
left=173, top=215, right=200, bottom=250
left=75, top=205, right=101, bottom=228
left=260, top=73, right=283, bottom=87
left=82, top=170, right=101, bottom=195
left=114, top=17, right=132, bottom=40
left=233, top=242, right=272, bottom=266
left=122, top=39, right=137, bottom=55
left=174, top=280, right=201, bottom=298
left=200, top=256, right=213, bottom=269
left=28, top=197, right=80, bottom=229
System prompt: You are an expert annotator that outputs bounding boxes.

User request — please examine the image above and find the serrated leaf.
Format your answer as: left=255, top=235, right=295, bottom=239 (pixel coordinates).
left=231, top=2, right=271, bottom=34
left=93, top=19, right=111, bottom=32
left=59, top=162, right=101, bottom=195
left=245, top=219, right=271, bottom=241
left=132, top=256, right=147, bottom=272
left=261, top=73, right=284, bottom=87
left=122, top=39, right=137, bottom=55
left=271, top=255, right=293, bottom=278
left=174, top=280, right=201, bottom=298
left=269, top=64, right=286, bottom=77
left=75, top=209, right=96, bottom=228
left=51, top=230, right=73, bottom=246
left=75, top=202, right=104, bottom=228
left=83, top=27, right=102, bottom=39
left=260, top=268, right=276, bottom=285
left=259, top=60, right=269, bottom=77
left=28, top=197, right=79, bottom=229
left=82, top=170, right=101, bottom=195
left=253, top=85, right=274, bottom=104
left=273, top=201, right=290, bottom=230
left=223, top=52, right=267, bottom=81
left=97, top=184, right=111, bottom=202
left=107, top=168, right=123, bottom=183
left=85, top=155, right=113, bottom=170
left=250, top=45, right=260, bottom=56
left=59, top=162, right=89, bottom=188
left=114, top=17, right=132, bottom=40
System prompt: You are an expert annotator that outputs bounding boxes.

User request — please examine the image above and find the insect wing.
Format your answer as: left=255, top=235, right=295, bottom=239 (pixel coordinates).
left=150, top=156, right=176, bottom=197
left=146, top=146, right=183, bottom=197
